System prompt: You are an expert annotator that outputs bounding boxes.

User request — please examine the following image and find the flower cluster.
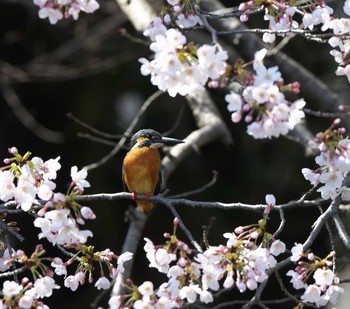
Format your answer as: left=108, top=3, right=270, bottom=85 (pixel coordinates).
left=143, top=0, right=202, bottom=40
left=62, top=247, right=133, bottom=292
left=302, top=125, right=350, bottom=200
left=111, top=196, right=286, bottom=308
left=1, top=276, right=59, bottom=308
left=0, top=244, right=133, bottom=307
left=238, top=1, right=350, bottom=84
left=287, top=244, right=343, bottom=307
left=33, top=0, right=99, bottom=24
left=140, top=27, right=228, bottom=97
left=327, top=1, right=350, bottom=83
left=0, top=147, right=94, bottom=245
left=0, top=149, right=137, bottom=308
left=0, top=147, right=62, bottom=211
left=140, top=0, right=228, bottom=97
left=225, top=49, right=305, bottom=139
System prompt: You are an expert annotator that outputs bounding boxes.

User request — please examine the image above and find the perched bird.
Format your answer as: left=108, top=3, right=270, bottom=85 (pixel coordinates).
left=122, top=129, right=184, bottom=214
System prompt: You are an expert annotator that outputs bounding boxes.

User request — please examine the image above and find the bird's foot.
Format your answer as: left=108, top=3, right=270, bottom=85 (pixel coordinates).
left=131, top=192, right=137, bottom=200
left=146, top=192, right=151, bottom=202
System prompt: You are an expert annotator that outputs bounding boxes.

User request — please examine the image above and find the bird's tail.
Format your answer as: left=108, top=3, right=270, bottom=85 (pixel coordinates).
left=136, top=201, right=154, bottom=215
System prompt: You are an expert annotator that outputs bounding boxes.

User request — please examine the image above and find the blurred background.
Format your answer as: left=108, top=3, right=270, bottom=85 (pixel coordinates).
left=0, top=0, right=350, bottom=308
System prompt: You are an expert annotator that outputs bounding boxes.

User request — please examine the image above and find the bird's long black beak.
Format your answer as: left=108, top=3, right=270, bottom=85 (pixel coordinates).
left=154, top=136, right=184, bottom=145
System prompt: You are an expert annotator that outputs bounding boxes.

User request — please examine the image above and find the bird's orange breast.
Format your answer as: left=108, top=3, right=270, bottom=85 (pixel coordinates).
left=123, top=146, right=161, bottom=195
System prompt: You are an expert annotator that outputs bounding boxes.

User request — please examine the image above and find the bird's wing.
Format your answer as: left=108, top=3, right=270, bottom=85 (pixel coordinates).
left=154, top=165, right=163, bottom=195
left=122, top=165, right=127, bottom=192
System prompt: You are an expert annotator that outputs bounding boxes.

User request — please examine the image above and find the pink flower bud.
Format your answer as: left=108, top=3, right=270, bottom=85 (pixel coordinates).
left=76, top=216, right=85, bottom=225
left=245, top=114, right=253, bottom=123
left=16, top=250, right=25, bottom=257
left=240, top=14, right=249, bottom=22
left=178, top=257, right=187, bottom=267
left=234, top=226, right=244, bottom=234
left=173, top=217, right=179, bottom=227
left=21, top=277, right=30, bottom=286
left=307, top=253, right=315, bottom=260
left=338, top=105, right=345, bottom=111
left=173, top=5, right=181, bottom=12
left=8, top=147, right=18, bottom=154
left=286, top=7, right=296, bottom=16
left=333, top=118, right=341, bottom=126
left=208, top=80, right=219, bottom=88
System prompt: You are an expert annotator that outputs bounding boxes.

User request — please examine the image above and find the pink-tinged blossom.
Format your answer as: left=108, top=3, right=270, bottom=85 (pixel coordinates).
left=0, top=170, right=15, bottom=201
left=179, top=284, right=202, bottom=303
left=70, top=166, right=90, bottom=191
left=144, top=238, right=175, bottom=273
left=269, top=240, right=286, bottom=256
left=290, top=243, right=304, bottom=262
left=51, top=257, right=67, bottom=277
left=155, top=296, right=173, bottom=309
left=201, top=264, right=220, bottom=291
left=94, top=277, right=110, bottom=290
left=313, top=269, right=335, bottom=286
left=38, top=7, right=63, bottom=24
left=117, top=251, right=133, bottom=273
left=64, top=272, right=84, bottom=291
left=34, top=276, right=60, bottom=298
left=300, top=284, right=325, bottom=306
left=225, top=92, right=243, bottom=113
left=37, top=181, right=56, bottom=201
left=133, top=295, right=153, bottom=309
left=18, top=295, right=34, bottom=309
left=64, top=275, right=80, bottom=291
left=138, top=281, right=154, bottom=296
left=301, top=168, right=320, bottom=185
left=324, top=284, right=344, bottom=304
left=2, top=280, right=23, bottom=297
left=108, top=295, right=122, bottom=309
left=223, top=232, right=238, bottom=248
left=286, top=270, right=307, bottom=290
left=199, top=290, right=213, bottom=304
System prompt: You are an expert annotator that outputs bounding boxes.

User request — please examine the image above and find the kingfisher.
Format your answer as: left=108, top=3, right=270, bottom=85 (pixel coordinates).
left=122, top=129, right=184, bottom=214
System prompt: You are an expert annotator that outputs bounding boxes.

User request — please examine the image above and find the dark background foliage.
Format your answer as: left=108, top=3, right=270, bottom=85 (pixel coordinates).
left=0, top=0, right=349, bottom=308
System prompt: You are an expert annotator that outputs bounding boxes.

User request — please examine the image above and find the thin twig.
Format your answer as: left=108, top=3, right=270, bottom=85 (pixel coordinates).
left=1, top=86, right=65, bottom=143
left=83, top=90, right=163, bottom=171
left=333, top=212, right=350, bottom=250
left=162, top=103, right=186, bottom=137
left=272, top=207, right=286, bottom=239
left=303, top=108, right=350, bottom=118
left=74, top=192, right=324, bottom=212
left=163, top=203, right=203, bottom=253
left=317, top=205, right=336, bottom=271
left=67, top=113, right=123, bottom=140
left=0, top=220, right=24, bottom=242
left=169, top=170, right=218, bottom=199
left=77, top=133, right=120, bottom=147
left=0, top=265, right=27, bottom=279
left=4, top=234, right=18, bottom=282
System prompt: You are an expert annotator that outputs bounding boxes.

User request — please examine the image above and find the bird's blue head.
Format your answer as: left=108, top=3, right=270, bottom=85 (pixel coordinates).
left=131, top=129, right=184, bottom=148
